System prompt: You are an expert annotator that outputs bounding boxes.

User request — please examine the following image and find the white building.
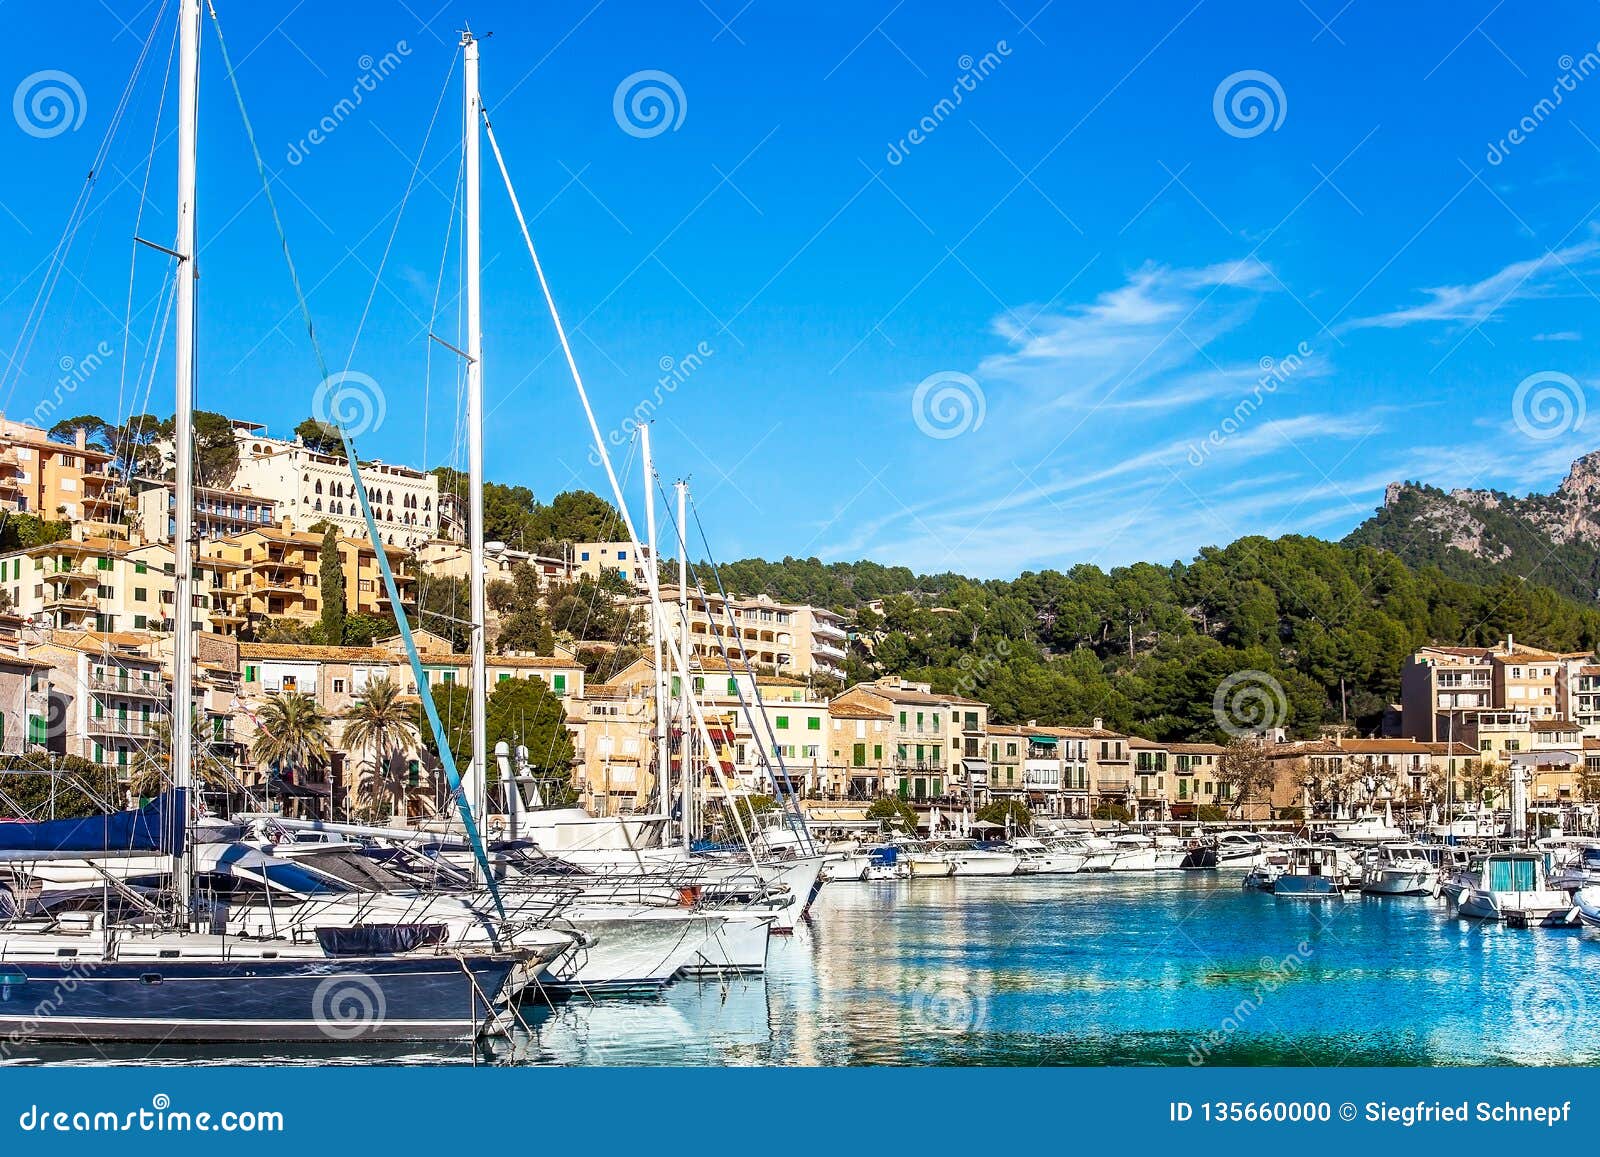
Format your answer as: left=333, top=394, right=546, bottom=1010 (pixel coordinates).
left=228, top=421, right=440, bottom=550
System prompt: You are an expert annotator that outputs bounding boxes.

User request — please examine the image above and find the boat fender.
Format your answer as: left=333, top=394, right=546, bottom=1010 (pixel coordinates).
left=678, top=886, right=703, bottom=908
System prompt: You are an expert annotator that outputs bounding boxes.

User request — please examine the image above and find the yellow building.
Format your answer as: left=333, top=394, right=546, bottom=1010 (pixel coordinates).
left=202, top=520, right=414, bottom=628
left=0, top=535, right=235, bottom=635
left=0, top=419, right=116, bottom=531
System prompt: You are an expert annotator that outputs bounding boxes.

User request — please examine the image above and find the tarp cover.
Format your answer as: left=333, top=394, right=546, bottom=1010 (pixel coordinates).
left=0, top=790, right=185, bottom=856
left=314, top=923, right=448, bottom=956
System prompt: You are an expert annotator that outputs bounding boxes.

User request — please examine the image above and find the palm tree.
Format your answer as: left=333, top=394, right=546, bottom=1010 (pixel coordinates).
left=126, top=707, right=230, bottom=803
left=249, top=692, right=332, bottom=801
left=342, top=677, right=421, bottom=819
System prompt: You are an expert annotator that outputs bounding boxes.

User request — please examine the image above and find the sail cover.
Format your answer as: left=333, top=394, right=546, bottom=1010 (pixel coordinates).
left=0, top=790, right=186, bottom=857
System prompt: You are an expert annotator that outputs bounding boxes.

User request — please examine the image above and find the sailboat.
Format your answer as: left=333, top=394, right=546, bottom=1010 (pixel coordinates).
left=0, top=0, right=529, bottom=1043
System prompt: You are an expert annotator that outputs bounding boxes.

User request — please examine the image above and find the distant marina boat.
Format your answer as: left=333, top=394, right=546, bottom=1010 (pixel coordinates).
left=1451, top=852, right=1573, bottom=926
left=1360, top=843, right=1440, bottom=897
left=1272, top=845, right=1353, bottom=899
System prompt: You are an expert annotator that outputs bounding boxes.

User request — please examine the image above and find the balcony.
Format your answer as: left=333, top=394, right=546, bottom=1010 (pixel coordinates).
left=1096, top=778, right=1131, bottom=793
left=86, top=716, right=161, bottom=740
left=812, top=642, right=847, bottom=661
left=87, top=672, right=166, bottom=698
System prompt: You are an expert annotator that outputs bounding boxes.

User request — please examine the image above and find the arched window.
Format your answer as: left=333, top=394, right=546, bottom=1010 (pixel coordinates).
left=314, top=480, right=323, bottom=495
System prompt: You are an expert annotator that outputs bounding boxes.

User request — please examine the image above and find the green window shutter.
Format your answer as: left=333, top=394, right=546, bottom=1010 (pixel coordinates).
left=873, top=744, right=883, bottom=760
left=727, top=678, right=738, bottom=694
left=245, top=665, right=257, bottom=682
left=135, top=561, right=147, bottom=574
left=553, top=674, right=566, bottom=692
left=807, top=717, right=820, bottom=730
left=899, top=711, right=906, bottom=727
left=498, top=672, right=511, bottom=682
left=776, top=716, right=789, bottom=729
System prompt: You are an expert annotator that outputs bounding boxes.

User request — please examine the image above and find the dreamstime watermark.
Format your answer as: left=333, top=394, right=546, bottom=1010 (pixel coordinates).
left=0, top=961, right=96, bottom=1060
left=13, top=70, right=86, bottom=139
left=1187, top=942, right=1313, bottom=1065
left=1486, top=47, right=1600, bottom=165
left=588, top=341, right=714, bottom=466
left=312, top=370, right=387, bottom=439
left=885, top=42, right=1012, bottom=165
left=311, top=971, right=387, bottom=1040
left=34, top=340, right=114, bottom=427
left=613, top=70, right=686, bottom=138
left=16, top=1094, right=283, bottom=1133
left=1213, top=670, right=1288, bottom=738
left=909, top=975, right=989, bottom=1033
left=954, top=638, right=1011, bottom=699
left=1509, top=973, right=1585, bottom=1046
left=912, top=370, right=985, bottom=439
left=1186, top=341, right=1313, bottom=467
left=1512, top=370, right=1585, bottom=440
left=1212, top=70, right=1286, bottom=139
left=285, top=42, right=412, bottom=165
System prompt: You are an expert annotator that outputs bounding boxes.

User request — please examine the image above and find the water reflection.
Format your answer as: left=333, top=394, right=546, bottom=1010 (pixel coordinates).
left=11, top=873, right=1600, bottom=1066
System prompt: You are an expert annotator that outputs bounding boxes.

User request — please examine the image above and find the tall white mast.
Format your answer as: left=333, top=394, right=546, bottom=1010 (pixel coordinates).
left=676, top=478, right=691, bottom=850
left=170, top=0, right=202, bottom=915
left=640, top=425, right=670, bottom=837
left=462, top=30, right=488, bottom=829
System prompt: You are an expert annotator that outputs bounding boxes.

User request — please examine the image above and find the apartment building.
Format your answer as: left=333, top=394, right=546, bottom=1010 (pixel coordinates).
left=572, top=542, right=652, bottom=586
left=229, top=422, right=440, bottom=550
left=1561, top=663, right=1600, bottom=735
left=830, top=677, right=988, bottom=802
left=985, top=723, right=1026, bottom=799
left=0, top=536, right=235, bottom=636
left=1085, top=724, right=1132, bottom=815
left=202, top=521, right=414, bottom=628
left=572, top=680, right=653, bottom=816
left=31, top=632, right=168, bottom=773
left=1167, top=742, right=1226, bottom=818
left=0, top=648, right=51, bottom=753
left=0, top=419, right=115, bottom=526
left=824, top=699, right=894, bottom=799
left=417, top=541, right=573, bottom=586
left=134, top=479, right=277, bottom=544
left=1459, top=707, right=1533, bottom=764
left=642, top=586, right=848, bottom=680
left=1491, top=640, right=1574, bottom=722
left=1398, top=645, right=1495, bottom=742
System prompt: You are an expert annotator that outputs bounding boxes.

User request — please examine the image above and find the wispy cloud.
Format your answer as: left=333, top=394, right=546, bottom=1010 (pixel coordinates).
left=1345, top=233, right=1600, bottom=331
left=1533, top=330, right=1582, bottom=341
left=975, top=257, right=1277, bottom=406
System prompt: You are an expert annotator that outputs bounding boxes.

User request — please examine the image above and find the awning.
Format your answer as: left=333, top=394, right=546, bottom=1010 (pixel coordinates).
left=1027, top=736, right=1057, bottom=745
left=961, top=758, right=990, bottom=772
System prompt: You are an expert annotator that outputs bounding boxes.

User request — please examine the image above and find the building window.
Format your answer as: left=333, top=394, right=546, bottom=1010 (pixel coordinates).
left=553, top=674, right=567, bottom=693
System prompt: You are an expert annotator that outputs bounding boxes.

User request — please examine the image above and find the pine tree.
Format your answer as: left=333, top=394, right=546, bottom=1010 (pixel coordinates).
left=318, top=526, right=347, bottom=646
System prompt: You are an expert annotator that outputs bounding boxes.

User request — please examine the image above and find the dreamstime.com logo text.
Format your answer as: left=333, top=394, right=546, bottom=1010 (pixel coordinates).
left=1186, top=340, right=1313, bottom=466
left=286, top=42, right=412, bottom=165
left=886, top=42, right=1012, bottom=165
left=1188, top=942, right=1314, bottom=1065
left=33, top=339, right=114, bottom=427
left=17, top=1094, right=284, bottom=1133
left=588, top=341, right=714, bottom=466
left=1487, top=46, right=1600, bottom=165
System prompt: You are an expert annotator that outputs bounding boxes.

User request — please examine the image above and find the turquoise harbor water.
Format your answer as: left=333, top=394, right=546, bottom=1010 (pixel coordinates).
left=13, top=870, right=1600, bottom=1066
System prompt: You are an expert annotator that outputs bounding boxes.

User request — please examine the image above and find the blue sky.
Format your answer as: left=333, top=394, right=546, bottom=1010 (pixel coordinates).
left=1, top=0, right=1598, bottom=577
